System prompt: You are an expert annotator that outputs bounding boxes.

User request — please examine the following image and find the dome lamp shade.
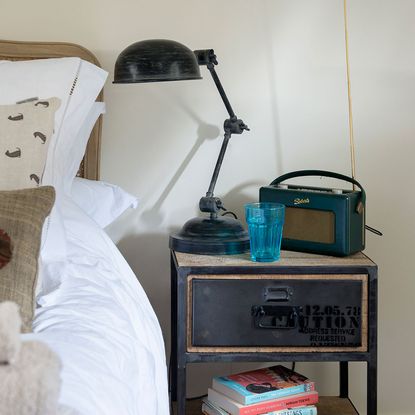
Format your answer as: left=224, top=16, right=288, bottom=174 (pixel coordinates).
left=113, top=39, right=202, bottom=84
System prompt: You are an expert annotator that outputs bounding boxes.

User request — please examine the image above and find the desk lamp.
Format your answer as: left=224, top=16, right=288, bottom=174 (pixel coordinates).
left=114, top=39, right=250, bottom=255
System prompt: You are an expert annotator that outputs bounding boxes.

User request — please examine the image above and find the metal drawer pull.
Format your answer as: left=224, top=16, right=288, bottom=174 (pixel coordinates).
left=252, top=305, right=302, bottom=330
left=264, top=286, right=293, bottom=302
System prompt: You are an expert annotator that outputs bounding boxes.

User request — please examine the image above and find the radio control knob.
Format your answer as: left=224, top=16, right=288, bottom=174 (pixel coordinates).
left=332, top=189, right=343, bottom=194
left=278, top=184, right=289, bottom=189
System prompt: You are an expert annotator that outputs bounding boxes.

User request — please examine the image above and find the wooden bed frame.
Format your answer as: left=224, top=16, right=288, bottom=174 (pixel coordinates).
left=0, top=39, right=103, bottom=180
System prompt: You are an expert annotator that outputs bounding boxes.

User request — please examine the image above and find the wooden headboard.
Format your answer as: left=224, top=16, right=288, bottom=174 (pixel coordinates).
left=0, top=39, right=103, bottom=180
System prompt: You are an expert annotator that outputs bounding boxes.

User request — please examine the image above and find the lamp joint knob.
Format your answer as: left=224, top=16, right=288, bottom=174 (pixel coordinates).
left=199, top=196, right=225, bottom=213
left=194, top=49, right=218, bottom=66
left=224, top=118, right=250, bottom=135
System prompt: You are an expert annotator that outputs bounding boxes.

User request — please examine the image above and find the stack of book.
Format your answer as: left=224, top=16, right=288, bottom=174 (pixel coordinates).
left=202, top=365, right=318, bottom=415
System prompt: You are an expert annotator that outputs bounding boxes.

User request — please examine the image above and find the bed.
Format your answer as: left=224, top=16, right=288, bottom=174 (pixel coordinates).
left=0, top=40, right=169, bottom=415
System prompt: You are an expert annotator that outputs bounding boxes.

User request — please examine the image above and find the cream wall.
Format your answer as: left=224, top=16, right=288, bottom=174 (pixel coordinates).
left=2, top=0, right=414, bottom=414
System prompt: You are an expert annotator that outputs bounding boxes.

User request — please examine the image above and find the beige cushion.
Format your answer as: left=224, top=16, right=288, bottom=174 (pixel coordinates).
left=1, top=340, right=62, bottom=415
left=0, top=301, right=63, bottom=415
left=0, top=98, right=60, bottom=190
left=0, top=187, right=55, bottom=332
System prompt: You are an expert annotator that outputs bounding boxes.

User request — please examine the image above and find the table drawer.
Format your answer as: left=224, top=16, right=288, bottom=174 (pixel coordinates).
left=188, top=274, right=368, bottom=352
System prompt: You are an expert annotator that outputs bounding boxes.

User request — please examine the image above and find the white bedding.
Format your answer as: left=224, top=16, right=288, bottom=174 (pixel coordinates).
left=23, top=197, right=169, bottom=415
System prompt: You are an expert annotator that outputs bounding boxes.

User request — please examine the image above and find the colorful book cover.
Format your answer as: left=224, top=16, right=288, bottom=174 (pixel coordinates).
left=212, top=365, right=315, bottom=405
left=202, top=399, right=317, bottom=415
left=208, top=388, right=319, bottom=415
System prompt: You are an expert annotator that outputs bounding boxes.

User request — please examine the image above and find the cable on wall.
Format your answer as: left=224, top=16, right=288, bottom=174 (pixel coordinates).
left=343, top=0, right=357, bottom=187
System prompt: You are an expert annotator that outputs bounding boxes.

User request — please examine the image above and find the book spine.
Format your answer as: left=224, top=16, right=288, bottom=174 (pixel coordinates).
left=204, top=403, right=318, bottom=415
left=202, top=403, right=221, bottom=415
left=202, top=402, right=229, bottom=415
left=244, top=383, right=315, bottom=405
left=240, top=393, right=319, bottom=415
left=269, top=407, right=317, bottom=415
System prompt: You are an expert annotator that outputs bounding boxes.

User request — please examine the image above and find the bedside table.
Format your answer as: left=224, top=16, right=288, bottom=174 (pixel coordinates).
left=170, top=250, right=377, bottom=415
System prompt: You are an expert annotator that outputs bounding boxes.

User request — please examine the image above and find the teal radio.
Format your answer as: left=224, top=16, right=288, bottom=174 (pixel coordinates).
left=260, top=170, right=366, bottom=256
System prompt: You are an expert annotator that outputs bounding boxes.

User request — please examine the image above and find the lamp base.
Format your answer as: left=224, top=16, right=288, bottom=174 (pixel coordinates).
left=169, top=215, right=250, bottom=255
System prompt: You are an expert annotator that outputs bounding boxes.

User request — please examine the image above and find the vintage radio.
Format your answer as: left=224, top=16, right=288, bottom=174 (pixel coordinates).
left=260, top=170, right=366, bottom=256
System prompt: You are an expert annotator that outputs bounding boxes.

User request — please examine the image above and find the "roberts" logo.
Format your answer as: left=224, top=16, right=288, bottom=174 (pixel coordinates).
left=294, top=197, right=310, bottom=205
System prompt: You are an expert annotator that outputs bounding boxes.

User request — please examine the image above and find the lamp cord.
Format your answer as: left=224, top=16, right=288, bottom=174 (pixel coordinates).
left=222, top=210, right=238, bottom=219
left=343, top=0, right=357, bottom=188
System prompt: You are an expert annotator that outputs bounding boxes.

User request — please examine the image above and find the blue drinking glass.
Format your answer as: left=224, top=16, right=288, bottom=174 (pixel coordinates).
left=244, top=202, right=285, bottom=262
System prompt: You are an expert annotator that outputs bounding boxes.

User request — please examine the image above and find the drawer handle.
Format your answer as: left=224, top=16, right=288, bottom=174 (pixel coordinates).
left=264, top=287, right=293, bottom=302
left=252, top=305, right=302, bottom=330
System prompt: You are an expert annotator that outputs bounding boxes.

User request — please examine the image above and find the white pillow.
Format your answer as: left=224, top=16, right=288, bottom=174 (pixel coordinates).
left=43, top=60, right=108, bottom=195
left=37, top=102, right=104, bottom=296
left=0, top=58, right=108, bottom=295
left=0, top=57, right=79, bottom=132
left=43, top=63, right=106, bottom=287
left=63, top=102, right=106, bottom=194
left=0, top=58, right=80, bottom=275
left=71, top=178, right=139, bottom=228
left=0, top=57, right=107, bottom=194
left=0, top=58, right=106, bottom=297
left=37, top=101, right=104, bottom=296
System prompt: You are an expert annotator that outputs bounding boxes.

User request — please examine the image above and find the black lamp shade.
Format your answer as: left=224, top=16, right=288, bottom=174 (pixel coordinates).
left=113, top=39, right=202, bottom=84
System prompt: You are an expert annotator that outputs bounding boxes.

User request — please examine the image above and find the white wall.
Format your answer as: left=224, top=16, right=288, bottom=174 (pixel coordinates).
left=2, top=1, right=414, bottom=413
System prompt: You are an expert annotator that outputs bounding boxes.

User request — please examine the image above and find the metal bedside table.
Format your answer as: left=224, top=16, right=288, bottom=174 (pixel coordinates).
left=170, top=250, right=377, bottom=415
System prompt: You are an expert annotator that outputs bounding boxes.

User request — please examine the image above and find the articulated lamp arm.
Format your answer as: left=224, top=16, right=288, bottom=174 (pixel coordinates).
left=194, top=49, right=250, bottom=216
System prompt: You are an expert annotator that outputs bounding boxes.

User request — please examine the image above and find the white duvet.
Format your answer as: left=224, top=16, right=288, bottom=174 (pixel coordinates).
left=24, top=197, right=169, bottom=415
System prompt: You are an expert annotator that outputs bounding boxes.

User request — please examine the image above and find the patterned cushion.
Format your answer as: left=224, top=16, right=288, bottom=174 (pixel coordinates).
left=0, top=187, right=55, bottom=332
left=0, top=229, right=12, bottom=269
left=0, top=98, right=60, bottom=190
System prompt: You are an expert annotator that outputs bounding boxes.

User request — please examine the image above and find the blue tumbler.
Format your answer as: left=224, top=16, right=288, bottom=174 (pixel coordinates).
left=244, top=202, right=285, bottom=262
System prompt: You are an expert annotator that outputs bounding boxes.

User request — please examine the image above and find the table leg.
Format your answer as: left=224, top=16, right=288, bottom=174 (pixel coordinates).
left=175, top=265, right=187, bottom=414
left=171, top=254, right=178, bottom=402
left=367, top=358, right=377, bottom=415
left=340, top=361, right=349, bottom=398
left=367, top=267, right=378, bottom=414
left=176, top=366, right=187, bottom=415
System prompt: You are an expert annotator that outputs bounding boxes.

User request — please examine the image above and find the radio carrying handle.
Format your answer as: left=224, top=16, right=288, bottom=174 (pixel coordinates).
left=270, top=170, right=366, bottom=214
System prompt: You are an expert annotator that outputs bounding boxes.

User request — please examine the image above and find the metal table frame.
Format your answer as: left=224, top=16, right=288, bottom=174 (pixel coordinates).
left=170, top=251, right=377, bottom=415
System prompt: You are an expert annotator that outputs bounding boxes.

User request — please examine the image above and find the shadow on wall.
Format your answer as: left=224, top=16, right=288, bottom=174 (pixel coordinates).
left=116, top=232, right=172, bottom=344
left=140, top=122, right=221, bottom=228
left=221, top=180, right=265, bottom=221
